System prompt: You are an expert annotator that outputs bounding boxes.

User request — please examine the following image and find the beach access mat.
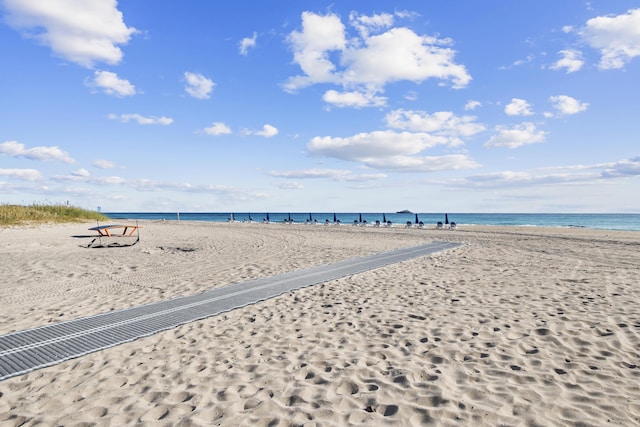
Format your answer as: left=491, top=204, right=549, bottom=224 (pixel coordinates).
left=0, top=241, right=462, bottom=381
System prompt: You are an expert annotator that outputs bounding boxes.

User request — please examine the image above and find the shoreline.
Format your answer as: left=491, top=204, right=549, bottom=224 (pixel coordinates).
left=1, top=221, right=639, bottom=425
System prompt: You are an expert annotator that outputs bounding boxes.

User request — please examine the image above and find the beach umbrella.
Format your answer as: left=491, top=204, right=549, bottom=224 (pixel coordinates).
left=359, top=213, right=362, bottom=223
left=333, top=212, right=337, bottom=222
left=383, top=213, right=386, bottom=223
left=249, top=213, right=252, bottom=221
left=309, top=213, right=313, bottom=222
left=415, top=213, right=419, bottom=224
left=445, top=213, right=449, bottom=225
left=288, top=213, right=291, bottom=222
left=266, top=212, right=270, bottom=222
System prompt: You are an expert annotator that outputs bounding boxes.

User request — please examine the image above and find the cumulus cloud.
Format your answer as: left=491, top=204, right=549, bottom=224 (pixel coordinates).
left=580, top=8, right=640, bottom=69
left=0, top=140, right=75, bottom=163
left=72, top=168, right=90, bottom=177
left=204, top=122, right=232, bottom=136
left=0, top=168, right=42, bottom=181
left=244, top=124, right=279, bottom=138
left=322, top=89, right=386, bottom=108
left=341, top=27, right=470, bottom=89
left=385, top=109, right=485, bottom=145
left=284, top=11, right=471, bottom=107
left=548, top=95, right=589, bottom=116
left=285, top=12, right=346, bottom=89
left=86, top=70, right=136, bottom=96
left=550, top=49, right=584, bottom=73
left=505, top=98, right=534, bottom=116
left=184, top=72, right=215, bottom=99
left=464, top=100, right=482, bottom=111
left=93, top=159, right=118, bottom=169
left=239, top=32, right=257, bottom=55
left=108, top=113, right=173, bottom=125
left=307, top=130, right=479, bottom=172
left=349, top=11, right=394, bottom=37
left=304, top=107, right=485, bottom=172
left=3, top=0, right=137, bottom=67
left=485, top=123, right=547, bottom=149
left=309, top=131, right=445, bottom=159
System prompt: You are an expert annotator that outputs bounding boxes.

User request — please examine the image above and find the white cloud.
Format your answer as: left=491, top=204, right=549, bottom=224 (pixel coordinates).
left=362, top=154, right=479, bottom=172
left=284, top=11, right=471, bottom=100
left=457, top=156, right=640, bottom=188
left=600, top=156, right=640, bottom=177
left=275, top=181, right=304, bottom=190
left=550, top=49, right=584, bottom=73
left=0, top=168, right=42, bottom=181
left=269, top=168, right=387, bottom=182
left=307, top=130, right=480, bottom=172
left=246, top=124, right=279, bottom=138
left=322, top=89, right=386, bottom=108
left=86, top=70, right=136, bottom=96
left=385, top=109, right=485, bottom=144
left=53, top=172, right=126, bottom=185
left=108, top=113, right=173, bottom=125
left=269, top=168, right=353, bottom=180
left=463, top=170, right=592, bottom=187
left=184, top=72, right=215, bottom=99
left=505, top=98, right=534, bottom=116
left=284, top=12, right=346, bottom=90
left=548, top=95, right=589, bottom=116
left=93, top=159, right=118, bottom=169
left=72, top=168, right=90, bottom=177
left=349, top=11, right=394, bottom=37
left=580, top=8, right=640, bottom=69
left=0, top=140, right=75, bottom=163
left=309, top=131, right=444, bottom=159
left=485, top=122, right=547, bottom=149
left=239, top=32, right=257, bottom=55
left=341, top=27, right=471, bottom=89
left=464, top=100, right=482, bottom=111
left=204, top=122, right=232, bottom=136
left=3, top=0, right=137, bottom=67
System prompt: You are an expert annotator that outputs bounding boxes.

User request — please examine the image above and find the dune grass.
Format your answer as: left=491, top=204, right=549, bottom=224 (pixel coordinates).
left=0, top=204, right=109, bottom=226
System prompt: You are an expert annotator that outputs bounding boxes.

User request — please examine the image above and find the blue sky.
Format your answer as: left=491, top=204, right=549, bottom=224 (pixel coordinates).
left=1, top=1, right=639, bottom=213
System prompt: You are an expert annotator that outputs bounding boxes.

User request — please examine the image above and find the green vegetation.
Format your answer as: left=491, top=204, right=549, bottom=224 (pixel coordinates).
left=0, top=204, right=109, bottom=226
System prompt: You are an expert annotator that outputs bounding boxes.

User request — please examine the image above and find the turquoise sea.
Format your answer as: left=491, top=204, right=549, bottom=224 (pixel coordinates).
left=103, top=212, right=640, bottom=232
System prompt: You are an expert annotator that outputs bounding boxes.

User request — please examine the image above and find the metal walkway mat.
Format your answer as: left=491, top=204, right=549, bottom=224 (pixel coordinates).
left=0, top=241, right=462, bottom=381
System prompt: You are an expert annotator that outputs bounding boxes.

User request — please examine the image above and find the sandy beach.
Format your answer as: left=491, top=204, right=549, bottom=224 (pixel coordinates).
left=0, top=221, right=639, bottom=426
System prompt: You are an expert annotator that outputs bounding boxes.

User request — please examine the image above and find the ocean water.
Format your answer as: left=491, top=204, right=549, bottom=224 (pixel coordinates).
left=103, top=212, right=640, bottom=232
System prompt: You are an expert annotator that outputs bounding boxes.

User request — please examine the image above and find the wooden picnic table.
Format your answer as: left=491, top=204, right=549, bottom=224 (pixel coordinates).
left=88, top=224, right=140, bottom=237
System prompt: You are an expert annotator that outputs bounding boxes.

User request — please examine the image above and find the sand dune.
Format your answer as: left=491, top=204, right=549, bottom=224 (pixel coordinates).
left=1, top=221, right=639, bottom=425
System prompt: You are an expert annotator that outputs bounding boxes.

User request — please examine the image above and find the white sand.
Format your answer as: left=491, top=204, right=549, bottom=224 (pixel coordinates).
left=0, top=221, right=639, bottom=426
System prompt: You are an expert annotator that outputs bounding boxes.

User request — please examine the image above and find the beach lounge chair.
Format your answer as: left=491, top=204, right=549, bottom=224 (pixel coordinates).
left=436, top=221, right=443, bottom=229
left=374, top=220, right=381, bottom=227
left=406, top=221, right=413, bottom=228
left=450, top=222, right=457, bottom=230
